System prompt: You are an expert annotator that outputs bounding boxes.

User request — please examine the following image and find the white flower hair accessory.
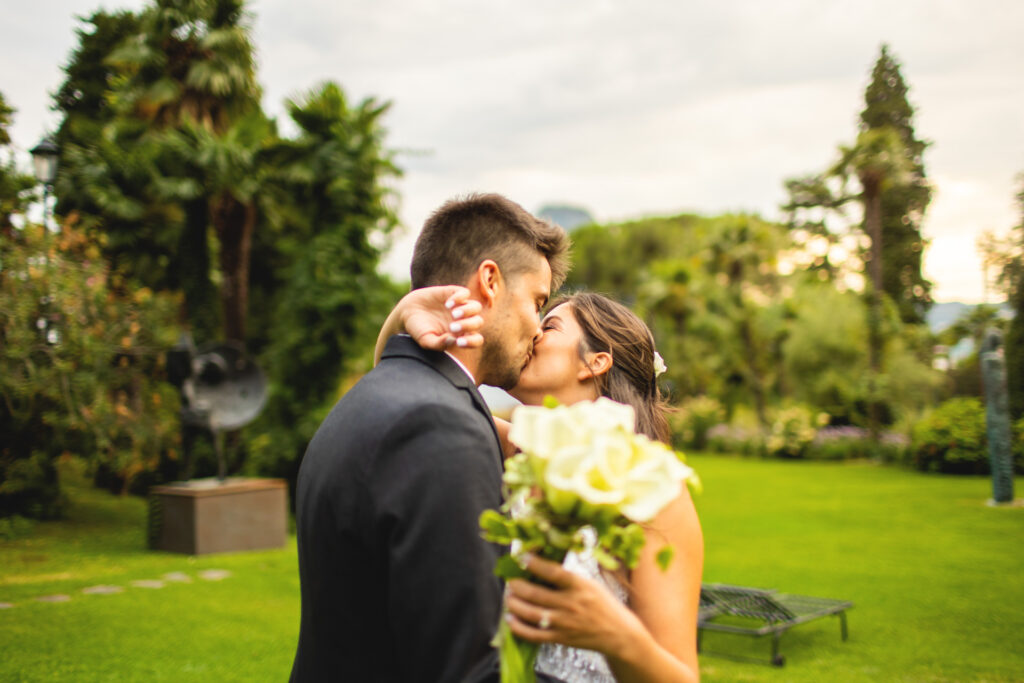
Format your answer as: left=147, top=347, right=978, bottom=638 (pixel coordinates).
left=653, top=351, right=668, bottom=378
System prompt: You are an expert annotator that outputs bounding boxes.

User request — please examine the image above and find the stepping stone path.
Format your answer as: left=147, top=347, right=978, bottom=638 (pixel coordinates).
left=0, top=569, right=232, bottom=609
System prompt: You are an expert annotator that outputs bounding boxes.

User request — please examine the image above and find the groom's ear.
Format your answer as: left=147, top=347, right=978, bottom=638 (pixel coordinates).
left=472, top=259, right=503, bottom=308
left=577, top=351, right=612, bottom=381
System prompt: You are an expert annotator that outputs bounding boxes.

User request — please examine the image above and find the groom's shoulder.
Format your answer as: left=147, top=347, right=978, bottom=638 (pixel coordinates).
left=319, top=353, right=470, bottom=435
left=358, top=352, right=458, bottom=406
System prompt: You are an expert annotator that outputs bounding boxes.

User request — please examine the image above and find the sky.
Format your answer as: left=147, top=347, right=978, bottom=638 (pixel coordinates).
left=2, top=0, right=1022, bottom=303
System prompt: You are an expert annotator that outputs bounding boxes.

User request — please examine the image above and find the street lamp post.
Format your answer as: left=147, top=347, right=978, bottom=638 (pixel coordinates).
left=29, top=136, right=59, bottom=228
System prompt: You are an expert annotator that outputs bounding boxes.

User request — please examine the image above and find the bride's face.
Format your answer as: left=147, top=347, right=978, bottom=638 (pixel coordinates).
left=509, top=303, right=593, bottom=406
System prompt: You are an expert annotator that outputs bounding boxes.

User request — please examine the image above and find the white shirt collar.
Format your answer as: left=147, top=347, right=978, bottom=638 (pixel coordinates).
left=444, top=351, right=476, bottom=385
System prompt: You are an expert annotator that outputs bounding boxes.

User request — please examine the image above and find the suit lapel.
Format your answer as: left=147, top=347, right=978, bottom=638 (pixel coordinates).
left=381, top=335, right=504, bottom=470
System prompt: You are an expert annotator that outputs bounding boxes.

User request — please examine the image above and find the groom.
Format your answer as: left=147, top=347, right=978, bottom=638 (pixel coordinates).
left=290, top=193, right=570, bottom=682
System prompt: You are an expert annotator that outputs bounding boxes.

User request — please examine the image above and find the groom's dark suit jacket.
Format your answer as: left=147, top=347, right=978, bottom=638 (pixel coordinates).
left=290, top=335, right=507, bottom=683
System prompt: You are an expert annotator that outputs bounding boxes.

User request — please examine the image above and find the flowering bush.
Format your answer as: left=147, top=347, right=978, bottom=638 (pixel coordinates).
left=766, top=405, right=826, bottom=458
left=1, top=224, right=181, bottom=517
left=705, top=423, right=763, bottom=456
left=810, top=426, right=909, bottom=462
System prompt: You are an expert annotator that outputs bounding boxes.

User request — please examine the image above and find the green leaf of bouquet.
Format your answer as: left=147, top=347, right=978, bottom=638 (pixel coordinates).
left=479, top=510, right=514, bottom=543
left=592, top=545, right=621, bottom=571
left=686, top=472, right=703, bottom=496
left=494, top=553, right=531, bottom=580
left=656, top=545, right=675, bottom=571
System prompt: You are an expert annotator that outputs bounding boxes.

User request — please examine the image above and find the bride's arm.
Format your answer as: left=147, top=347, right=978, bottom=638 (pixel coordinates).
left=613, top=490, right=703, bottom=681
left=506, top=491, right=703, bottom=683
left=374, top=286, right=484, bottom=365
left=493, top=417, right=517, bottom=459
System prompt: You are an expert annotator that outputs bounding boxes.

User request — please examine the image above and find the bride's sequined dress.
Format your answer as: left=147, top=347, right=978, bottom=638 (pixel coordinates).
left=534, top=530, right=627, bottom=683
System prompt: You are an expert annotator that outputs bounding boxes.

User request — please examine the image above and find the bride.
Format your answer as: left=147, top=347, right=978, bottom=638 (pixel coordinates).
left=377, top=289, right=703, bottom=683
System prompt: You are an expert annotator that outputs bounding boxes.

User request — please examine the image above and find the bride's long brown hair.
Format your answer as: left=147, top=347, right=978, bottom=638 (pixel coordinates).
left=549, top=292, right=670, bottom=444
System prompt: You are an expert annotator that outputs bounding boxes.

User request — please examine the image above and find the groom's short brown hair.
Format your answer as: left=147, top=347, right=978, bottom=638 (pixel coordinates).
left=411, top=193, right=570, bottom=291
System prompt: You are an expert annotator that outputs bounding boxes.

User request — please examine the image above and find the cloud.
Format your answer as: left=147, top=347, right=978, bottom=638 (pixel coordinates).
left=3, top=0, right=1023, bottom=301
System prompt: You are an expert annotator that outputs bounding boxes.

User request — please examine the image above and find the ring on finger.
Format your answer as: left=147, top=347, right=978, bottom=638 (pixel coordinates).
left=538, top=610, right=552, bottom=630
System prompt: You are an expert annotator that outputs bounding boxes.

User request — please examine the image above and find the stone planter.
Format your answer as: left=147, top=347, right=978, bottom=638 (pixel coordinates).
left=148, top=478, right=288, bottom=555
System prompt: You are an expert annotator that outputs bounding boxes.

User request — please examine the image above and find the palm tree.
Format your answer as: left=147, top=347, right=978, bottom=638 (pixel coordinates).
left=702, top=216, right=789, bottom=428
left=105, top=0, right=262, bottom=344
left=830, top=127, right=914, bottom=443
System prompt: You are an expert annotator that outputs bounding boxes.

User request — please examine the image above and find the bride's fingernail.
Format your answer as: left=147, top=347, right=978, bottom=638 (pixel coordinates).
left=450, top=322, right=462, bottom=333
left=445, top=298, right=456, bottom=309
left=516, top=552, right=534, bottom=569
left=456, top=337, right=468, bottom=347
left=451, top=307, right=465, bottom=320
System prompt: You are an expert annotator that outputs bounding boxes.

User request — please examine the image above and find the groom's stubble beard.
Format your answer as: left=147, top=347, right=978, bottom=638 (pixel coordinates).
left=478, top=297, right=531, bottom=390
left=478, top=336, right=526, bottom=390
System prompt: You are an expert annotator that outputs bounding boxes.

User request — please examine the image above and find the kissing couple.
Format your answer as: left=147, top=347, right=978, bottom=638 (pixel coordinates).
left=290, top=194, right=703, bottom=682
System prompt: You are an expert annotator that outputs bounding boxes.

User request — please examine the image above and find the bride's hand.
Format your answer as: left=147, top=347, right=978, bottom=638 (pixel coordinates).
left=399, top=286, right=485, bottom=349
left=505, top=554, right=646, bottom=661
left=374, top=286, right=484, bottom=365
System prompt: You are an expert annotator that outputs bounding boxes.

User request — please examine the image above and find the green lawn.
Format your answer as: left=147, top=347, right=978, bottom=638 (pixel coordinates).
left=1, top=456, right=1022, bottom=681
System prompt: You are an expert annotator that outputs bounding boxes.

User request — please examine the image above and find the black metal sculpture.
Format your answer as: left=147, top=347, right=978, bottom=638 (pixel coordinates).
left=167, top=334, right=267, bottom=481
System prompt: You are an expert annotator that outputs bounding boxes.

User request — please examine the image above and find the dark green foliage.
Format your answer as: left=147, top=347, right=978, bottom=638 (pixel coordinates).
left=241, top=83, right=401, bottom=483
left=49, top=2, right=402, bottom=492
left=860, top=45, right=933, bottom=324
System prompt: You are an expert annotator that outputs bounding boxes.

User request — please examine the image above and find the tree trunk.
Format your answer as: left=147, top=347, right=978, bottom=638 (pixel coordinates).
left=178, top=197, right=219, bottom=340
left=863, top=173, right=884, bottom=446
left=211, top=193, right=256, bottom=346
left=740, top=312, right=768, bottom=429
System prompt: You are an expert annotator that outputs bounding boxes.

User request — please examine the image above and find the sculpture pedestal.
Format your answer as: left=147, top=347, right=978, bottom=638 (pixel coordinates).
left=148, top=478, right=287, bottom=555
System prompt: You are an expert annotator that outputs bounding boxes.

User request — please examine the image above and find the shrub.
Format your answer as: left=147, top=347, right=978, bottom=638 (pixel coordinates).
left=670, top=395, right=725, bottom=450
left=807, top=426, right=909, bottom=462
left=765, top=404, right=824, bottom=458
left=910, top=398, right=988, bottom=474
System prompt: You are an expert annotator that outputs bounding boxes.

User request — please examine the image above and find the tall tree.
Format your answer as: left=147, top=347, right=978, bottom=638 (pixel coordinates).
left=105, top=0, right=261, bottom=344
left=860, top=44, right=933, bottom=324
left=244, top=82, right=401, bottom=481
left=803, top=127, right=913, bottom=443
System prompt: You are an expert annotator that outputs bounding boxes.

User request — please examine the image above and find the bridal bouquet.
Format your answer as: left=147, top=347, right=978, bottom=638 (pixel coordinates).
left=479, top=397, right=701, bottom=683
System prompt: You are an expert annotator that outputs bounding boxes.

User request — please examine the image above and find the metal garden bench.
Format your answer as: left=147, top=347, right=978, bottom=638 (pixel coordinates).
left=697, top=583, right=852, bottom=666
